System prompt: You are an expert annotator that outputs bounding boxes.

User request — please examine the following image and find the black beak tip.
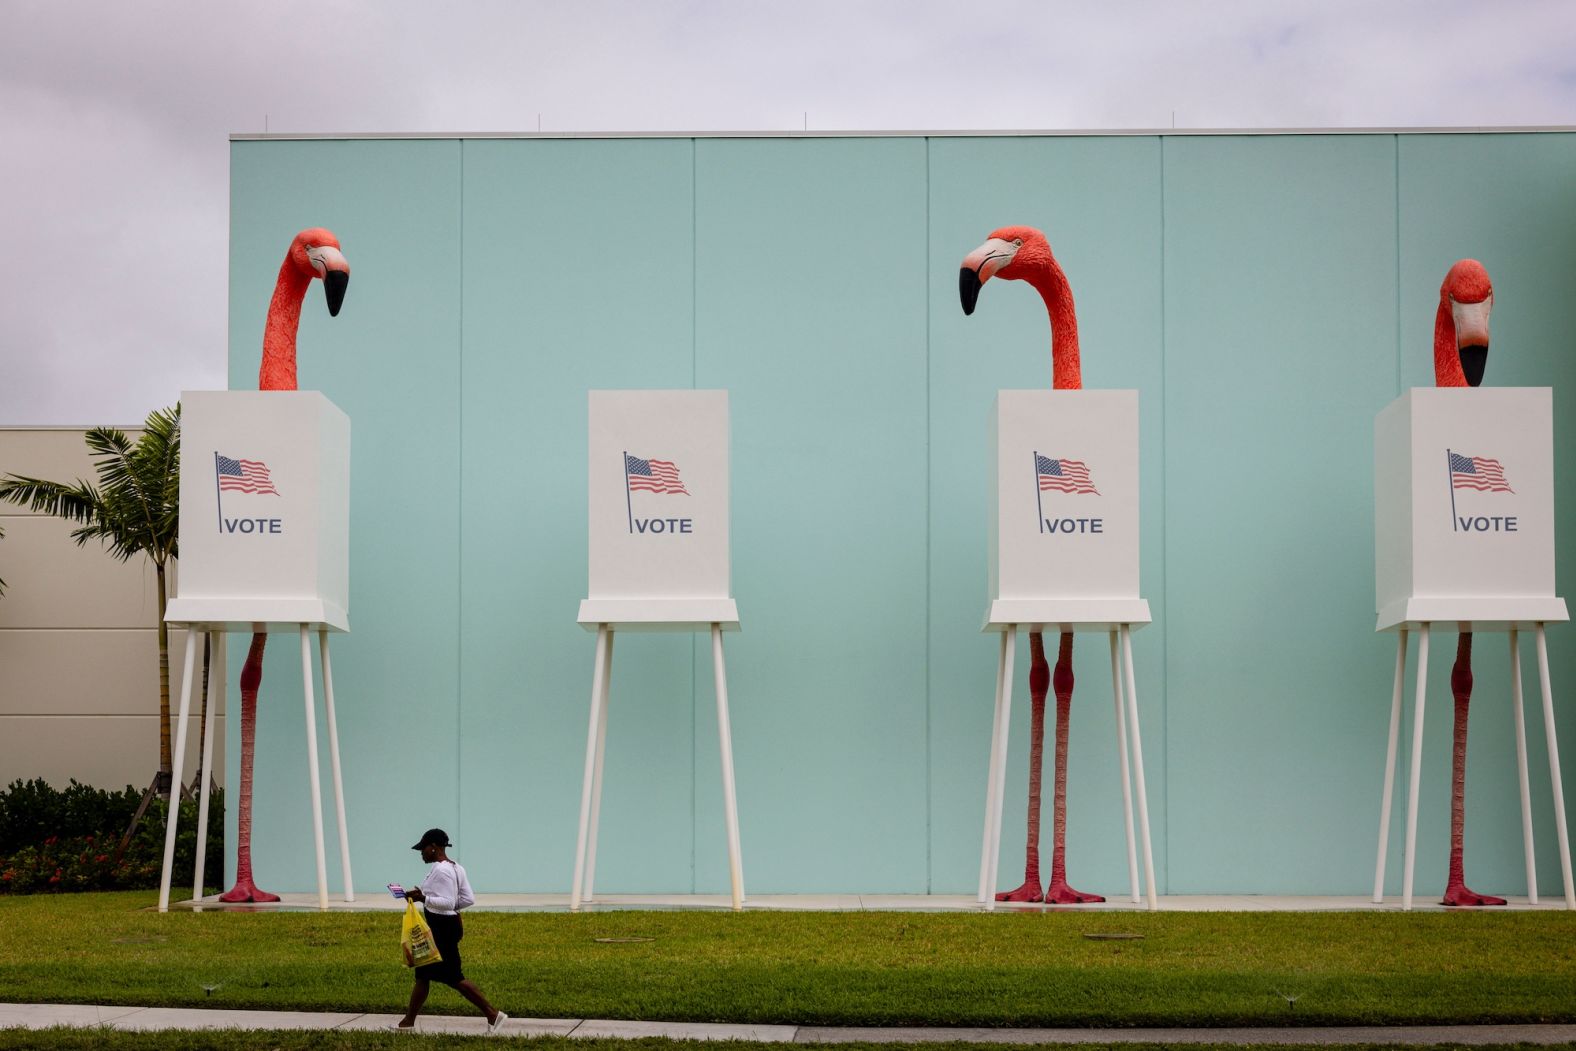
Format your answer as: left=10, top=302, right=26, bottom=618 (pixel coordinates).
left=959, top=267, right=981, bottom=316
left=324, top=271, right=349, bottom=317
left=1459, top=344, right=1488, bottom=387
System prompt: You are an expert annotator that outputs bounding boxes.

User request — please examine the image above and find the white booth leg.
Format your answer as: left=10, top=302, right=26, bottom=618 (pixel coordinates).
left=1401, top=624, right=1430, bottom=911
left=584, top=629, right=615, bottom=903
left=1110, top=630, right=1139, bottom=904
left=1535, top=625, right=1575, bottom=908
left=988, top=628, right=1018, bottom=908
left=570, top=625, right=610, bottom=912
left=1509, top=630, right=1538, bottom=904
left=1119, top=625, right=1157, bottom=910
left=299, top=626, right=329, bottom=911
left=985, top=628, right=1017, bottom=911
left=977, top=630, right=1010, bottom=906
left=192, top=630, right=225, bottom=902
left=319, top=630, right=354, bottom=903
left=158, top=630, right=202, bottom=912
left=1374, top=628, right=1408, bottom=903
left=712, top=624, right=746, bottom=911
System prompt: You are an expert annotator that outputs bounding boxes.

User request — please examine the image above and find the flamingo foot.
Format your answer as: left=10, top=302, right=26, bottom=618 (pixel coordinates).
left=219, top=879, right=281, bottom=904
left=995, top=880, right=1045, bottom=903
left=1441, top=884, right=1507, bottom=907
left=1044, top=880, right=1104, bottom=904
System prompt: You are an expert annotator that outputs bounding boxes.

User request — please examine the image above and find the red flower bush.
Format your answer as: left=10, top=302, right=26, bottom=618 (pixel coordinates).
left=0, top=779, right=223, bottom=895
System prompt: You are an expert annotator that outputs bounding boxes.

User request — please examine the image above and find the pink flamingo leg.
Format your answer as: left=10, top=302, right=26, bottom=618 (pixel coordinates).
left=1442, top=632, right=1506, bottom=907
left=997, top=633, right=1049, bottom=902
left=1045, top=631, right=1103, bottom=904
left=219, top=633, right=279, bottom=903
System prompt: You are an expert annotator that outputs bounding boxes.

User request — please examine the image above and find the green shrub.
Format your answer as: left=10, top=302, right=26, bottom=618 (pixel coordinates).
left=0, top=779, right=222, bottom=894
left=0, top=778, right=144, bottom=852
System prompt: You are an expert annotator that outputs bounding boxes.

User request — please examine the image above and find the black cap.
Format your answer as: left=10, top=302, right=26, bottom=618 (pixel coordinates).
left=411, top=828, right=451, bottom=850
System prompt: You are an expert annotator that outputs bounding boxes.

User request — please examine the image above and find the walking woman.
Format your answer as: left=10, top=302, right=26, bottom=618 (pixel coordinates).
left=395, top=828, right=507, bottom=1033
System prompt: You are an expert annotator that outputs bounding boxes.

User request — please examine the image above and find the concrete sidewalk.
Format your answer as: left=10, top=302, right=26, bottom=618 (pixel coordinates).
left=4, top=1003, right=1576, bottom=1044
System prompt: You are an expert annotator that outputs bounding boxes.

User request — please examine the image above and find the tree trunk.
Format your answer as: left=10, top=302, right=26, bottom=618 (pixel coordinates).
left=156, top=561, right=171, bottom=796
left=192, top=634, right=211, bottom=793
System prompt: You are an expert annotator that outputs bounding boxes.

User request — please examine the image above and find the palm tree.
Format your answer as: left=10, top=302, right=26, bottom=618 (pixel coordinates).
left=0, top=406, right=182, bottom=795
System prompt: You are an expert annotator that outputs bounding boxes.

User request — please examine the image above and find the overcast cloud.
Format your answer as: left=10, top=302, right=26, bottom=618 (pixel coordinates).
left=3, top=0, right=1575, bottom=424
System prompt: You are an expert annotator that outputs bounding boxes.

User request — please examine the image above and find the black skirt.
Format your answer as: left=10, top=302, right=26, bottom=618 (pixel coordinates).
left=414, top=909, right=465, bottom=985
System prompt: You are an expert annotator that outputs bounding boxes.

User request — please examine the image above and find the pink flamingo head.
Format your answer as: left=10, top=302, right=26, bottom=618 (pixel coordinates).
left=1435, top=259, right=1492, bottom=388
left=959, top=225, right=1081, bottom=390
left=287, top=227, right=351, bottom=316
left=260, top=227, right=350, bottom=392
left=957, top=225, right=1056, bottom=315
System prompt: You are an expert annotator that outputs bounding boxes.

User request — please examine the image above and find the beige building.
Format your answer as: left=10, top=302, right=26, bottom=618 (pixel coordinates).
left=0, top=427, right=223, bottom=792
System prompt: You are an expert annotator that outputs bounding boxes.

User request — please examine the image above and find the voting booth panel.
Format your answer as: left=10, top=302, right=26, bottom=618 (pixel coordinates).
left=160, top=389, right=355, bottom=913
left=1370, top=386, right=1572, bottom=910
left=579, top=389, right=736, bottom=629
left=167, top=390, right=351, bottom=632
left=573, top=388, right=745, bottom=910
left=978, top=388, right=1157, bottom=911
left=1374, top=387, right=1566, bottom=630
left=987, top=390, right=1149, bottom=630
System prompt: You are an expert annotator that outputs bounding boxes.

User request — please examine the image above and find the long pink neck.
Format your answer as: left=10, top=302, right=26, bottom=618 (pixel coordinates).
left=1434, top=299, right=1465, bottom=387
left=1029, top=262, right=1082, bottom=390
left=260, top=258, right=309, bottom=392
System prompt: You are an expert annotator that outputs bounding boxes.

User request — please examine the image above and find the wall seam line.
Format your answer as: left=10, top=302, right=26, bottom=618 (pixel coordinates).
left=456, top=137, right=466, bottom=848
left=1158, top=133, right=1170, bottom=895
left=923, top=135, right=933, bottom=894
left=691, top=136, right=699, bottom=894
left=1392, top=133, right=1405, bottom=867
left=1395, top=135, right=1403, bottom=398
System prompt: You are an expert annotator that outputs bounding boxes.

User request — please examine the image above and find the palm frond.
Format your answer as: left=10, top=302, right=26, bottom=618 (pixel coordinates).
left=82, top=427, right=137, bottom=498
left=144, top=405, right=182, bottom=549
left=131, top=405, right=181, bottom=562
left=85, top=426, right=162, bottom=551
left=0, top=475, right=103, bottom=522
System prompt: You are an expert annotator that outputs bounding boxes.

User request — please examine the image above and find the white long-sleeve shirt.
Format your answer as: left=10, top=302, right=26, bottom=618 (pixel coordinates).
left=418, top=859, right=475, bottom=915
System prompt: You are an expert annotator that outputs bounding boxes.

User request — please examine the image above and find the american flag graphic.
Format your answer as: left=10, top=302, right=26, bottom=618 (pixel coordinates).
left=1449, top=452, right=1513, bottom=493
left=626, top=453, right=689, bottom=495
left=1036, top=454, right=1099, bottom=495
left=216, top=454, right=279, bottom=495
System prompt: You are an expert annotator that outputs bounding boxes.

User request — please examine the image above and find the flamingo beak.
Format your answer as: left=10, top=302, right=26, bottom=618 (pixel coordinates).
left=307, top=245, right=351, bottom=317
left=959, top=267, right=982, bottom=315
left=324, top=270, right=348, bottom=317
left=959, top=238, right=1019, bottom=316
left=1452, top=294, right=1491, bottom=387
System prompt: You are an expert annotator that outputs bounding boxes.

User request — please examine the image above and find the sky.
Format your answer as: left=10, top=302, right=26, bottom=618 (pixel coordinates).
left=3, top=0, right=1575, bottom=425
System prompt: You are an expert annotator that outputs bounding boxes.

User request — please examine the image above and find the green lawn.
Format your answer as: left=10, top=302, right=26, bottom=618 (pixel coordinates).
left=4, top=1041, right=1576, bottom=1051
left=3, top=893, right=1575, bottom=1028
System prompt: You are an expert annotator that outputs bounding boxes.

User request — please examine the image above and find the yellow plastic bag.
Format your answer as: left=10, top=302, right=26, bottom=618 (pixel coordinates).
left=400, top=899, right=443, bottom=968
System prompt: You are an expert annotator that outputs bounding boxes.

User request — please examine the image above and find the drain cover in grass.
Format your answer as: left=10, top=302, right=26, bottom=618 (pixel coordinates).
left=593, top=936, right=655, bottom=943
left=1081, top=932, right=1143, bottom=940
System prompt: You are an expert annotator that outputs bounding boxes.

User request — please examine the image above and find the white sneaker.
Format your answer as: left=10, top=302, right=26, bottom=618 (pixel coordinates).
left=487, top=1010, right=508, bottom=1034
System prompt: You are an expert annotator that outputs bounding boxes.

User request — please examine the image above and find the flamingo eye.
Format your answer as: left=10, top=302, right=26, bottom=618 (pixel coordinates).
left=1012, top=238, right=1023, bottom=247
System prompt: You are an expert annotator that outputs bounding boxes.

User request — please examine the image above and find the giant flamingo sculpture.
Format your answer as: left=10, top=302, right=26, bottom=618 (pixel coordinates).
left=220, top=228, right=349, bottom=903
left=1433, top=258, right=1504, bottom=907
left=959, top=225, right=1101, bottom=904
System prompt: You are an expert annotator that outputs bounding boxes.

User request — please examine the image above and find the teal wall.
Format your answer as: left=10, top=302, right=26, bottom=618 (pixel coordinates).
left=227, top=133, right=1576, bottom=897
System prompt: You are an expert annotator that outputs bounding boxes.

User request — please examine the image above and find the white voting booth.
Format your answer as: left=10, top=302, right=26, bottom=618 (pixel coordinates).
left=979, top=390, right=1157, bottom=910
left=1372, top=387, right=1573, bottom=909
left=158, top=390, right=354, bottom=911
left=572, top=389, right=745, bottom=910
